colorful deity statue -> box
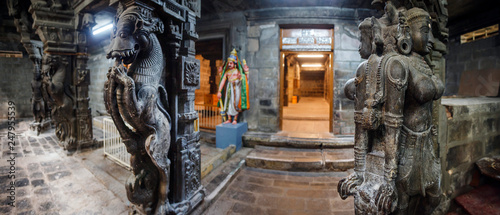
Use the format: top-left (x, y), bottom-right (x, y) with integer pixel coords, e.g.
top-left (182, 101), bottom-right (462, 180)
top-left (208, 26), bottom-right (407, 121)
top-left (338, 2), bottom-right (446, 214)
top-left (217, 49), bottom-right (250, 124)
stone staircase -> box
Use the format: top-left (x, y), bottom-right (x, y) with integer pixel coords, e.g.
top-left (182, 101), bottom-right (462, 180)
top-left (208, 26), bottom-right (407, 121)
top-left (243, 131), bottom-right (355, 172)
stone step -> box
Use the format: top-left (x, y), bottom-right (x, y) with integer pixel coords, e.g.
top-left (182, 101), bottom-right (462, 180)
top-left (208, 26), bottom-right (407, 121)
top-left (245, 145), bottom-right (354, 172)
top-left (201, 144), bottom-right (237, 179)
top-left (243, 131), bottom-right (354, 149)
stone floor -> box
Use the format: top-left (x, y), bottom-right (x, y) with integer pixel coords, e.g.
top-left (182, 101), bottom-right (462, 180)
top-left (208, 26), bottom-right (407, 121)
top-left (204, 167), bottom-right (354, 215)
top-left (282, 97), bottom-right (331, 137)
top-left (0, 121), bottom-right (130, 214)
top-left (0, 119), bottom-right (356, 214)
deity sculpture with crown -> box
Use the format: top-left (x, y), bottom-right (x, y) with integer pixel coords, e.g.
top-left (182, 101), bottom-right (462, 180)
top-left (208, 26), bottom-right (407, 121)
top-left (217, 49), bottom-right (250, 124)
top-left (337, 1), bottom-right (447, 214)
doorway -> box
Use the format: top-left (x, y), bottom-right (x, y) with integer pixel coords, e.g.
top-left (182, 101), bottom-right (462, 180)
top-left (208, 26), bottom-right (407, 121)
top-left (280, 52), bottom-right (333, 138)
top-left (279, 28), bottom-right (334, 138)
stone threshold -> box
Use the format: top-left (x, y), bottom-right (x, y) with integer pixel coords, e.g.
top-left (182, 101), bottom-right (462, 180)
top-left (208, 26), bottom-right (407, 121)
top-left (245, 145), bottom-right (354, 172)
top-left (201, 145), bottom-right (237, 179)
top-left (243, 131), bottom-right (354, 149)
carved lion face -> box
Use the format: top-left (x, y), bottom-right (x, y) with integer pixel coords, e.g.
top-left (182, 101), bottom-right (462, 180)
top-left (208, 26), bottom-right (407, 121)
top-left (107, 15), bottom-right (147, 65)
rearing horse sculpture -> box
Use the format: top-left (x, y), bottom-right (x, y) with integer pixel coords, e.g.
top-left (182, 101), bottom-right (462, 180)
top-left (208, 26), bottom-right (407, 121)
top-left (104, 5), bottom-right (172, 214)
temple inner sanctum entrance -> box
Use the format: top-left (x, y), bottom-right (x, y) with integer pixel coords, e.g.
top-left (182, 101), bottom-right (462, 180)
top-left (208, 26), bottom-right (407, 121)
top-left (279, 28), bottom-right (334, 138)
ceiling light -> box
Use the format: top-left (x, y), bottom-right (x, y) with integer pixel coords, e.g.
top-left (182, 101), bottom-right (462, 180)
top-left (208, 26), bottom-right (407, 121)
top-left (297, 54), bottom-right (324, 58)
top-left (93, 23), bottom-right (113, 35)
top-left (301, 64), bottom-right (323, 67)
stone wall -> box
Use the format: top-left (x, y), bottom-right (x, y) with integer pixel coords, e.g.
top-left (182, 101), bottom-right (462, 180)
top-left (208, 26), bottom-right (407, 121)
top-left (197, 7), bottom-right (375, 133)
top-left (87, 37), bottom-right (114, 116)
top-left (439, 97), bottom-right (500, 198)
top-left (0, 56), bottom-right (34, 119)
top-left (445, 34), bottom-right (500, 96)
top-left (300, 71), bottom-right (325, 97)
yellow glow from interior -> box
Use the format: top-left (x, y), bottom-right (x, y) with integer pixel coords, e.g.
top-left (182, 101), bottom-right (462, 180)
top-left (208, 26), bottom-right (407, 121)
top-left (297, 54), bottom-right (324, 58)
top-left (301, 64), bottom-right (323, 68)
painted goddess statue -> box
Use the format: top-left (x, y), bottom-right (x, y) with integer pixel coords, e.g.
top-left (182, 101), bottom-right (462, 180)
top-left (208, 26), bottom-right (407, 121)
top-left (217, 49), bottom-right (250, 124)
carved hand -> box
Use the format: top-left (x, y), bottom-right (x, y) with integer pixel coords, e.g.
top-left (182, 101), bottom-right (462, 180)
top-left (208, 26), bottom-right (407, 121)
top-left (337, 173), bottom-right (362, 199)
top-left (217, 92), bottom-right (222, 99)
top-left (375, 182), bottom-right (397, 214)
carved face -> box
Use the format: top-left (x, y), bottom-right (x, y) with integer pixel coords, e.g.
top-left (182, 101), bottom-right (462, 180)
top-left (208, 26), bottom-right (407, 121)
top-left (359, 28), bottom-right (372, 59)
top-left (227, 61), bottom-right (235, 69)
top-left (107, 15), bottom-right (147, 65)
top-left (409, 16), bottom-right (434, 55)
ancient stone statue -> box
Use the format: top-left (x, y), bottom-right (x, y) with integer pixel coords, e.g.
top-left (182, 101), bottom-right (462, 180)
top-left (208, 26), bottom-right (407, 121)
top-left (7, 0), bottom-right (52, 135)
top-left (104, 4), bottom-right (174, 214)
top-left (217, 49), bottom-right (250, 124)
top-left (42, 54), bottom-right (77, 150)
top-left (338, 2), bottom-right (445, 214)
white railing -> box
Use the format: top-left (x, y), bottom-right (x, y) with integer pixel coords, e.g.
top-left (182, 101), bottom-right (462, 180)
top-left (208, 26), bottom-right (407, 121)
top-left (195, 104), bottom-right (221, 130)
top-left (103, 117), bottom-right (131, 170)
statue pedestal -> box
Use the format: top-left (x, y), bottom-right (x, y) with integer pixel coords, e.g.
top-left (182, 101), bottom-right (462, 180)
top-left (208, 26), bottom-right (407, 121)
top-left (216, 122), bottom-right (247, 151)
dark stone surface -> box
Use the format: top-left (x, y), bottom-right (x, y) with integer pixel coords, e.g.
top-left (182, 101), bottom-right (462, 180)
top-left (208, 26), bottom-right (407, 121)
top-left (259, 99), bottom-right (272, 106)
top-left (31, 179), bottom-right (45, 187)
top-left (16, 178), bottom-right (29, 187)
top-left (47, 171), bottom-right (71, 181)
top-left (34, 187), bottom-right (51, 195)
top-left (16, 199), bottom-right (32, 210)
top-left (38, 202), bottom-right (55, 212)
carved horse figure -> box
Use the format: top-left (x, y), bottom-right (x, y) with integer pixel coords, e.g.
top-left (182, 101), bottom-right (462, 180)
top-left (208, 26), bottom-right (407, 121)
top-left (104, 5), bottom-right (172, 214)
top-left (42, 54), bottom-right (76, 150)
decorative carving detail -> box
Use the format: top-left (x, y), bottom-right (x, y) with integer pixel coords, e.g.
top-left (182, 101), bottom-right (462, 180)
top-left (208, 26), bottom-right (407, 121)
top-left (178, 112), bottom-right (198, 121)
top-left (184, 147), bottom-right (201, 198)
top-left (338, 2), bottom-right (447, 215)
top-left (105, 3), bottom-right (175, 214)
top-left (27, 0), bottom-right (94, 151)
top-left (7, 0), bottom-right (52, 135)
top-left (42, 54), bottom-right (77, 150)
top-left (184, 61), bottom-right (200, 86)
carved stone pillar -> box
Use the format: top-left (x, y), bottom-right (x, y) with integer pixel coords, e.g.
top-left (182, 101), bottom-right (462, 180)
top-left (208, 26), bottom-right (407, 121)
top-left (104, 1), bottom-right (203, 214)
top-left (29, 1), bottom-right (94, 152)
top-left (7, 0), bottom-right (52, 135)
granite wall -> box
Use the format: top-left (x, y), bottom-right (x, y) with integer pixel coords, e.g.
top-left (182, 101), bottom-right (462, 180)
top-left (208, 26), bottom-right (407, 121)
top-left (439, 97), bottom-right (500, 198)
top-left (0, 56), bottom-right (34, 119)
top-left (198, 7), bottom-right (376, 134)
top-left (87, 37), bottom-right (114, 116)
top-left (445, 34), bottom-right (500, 96)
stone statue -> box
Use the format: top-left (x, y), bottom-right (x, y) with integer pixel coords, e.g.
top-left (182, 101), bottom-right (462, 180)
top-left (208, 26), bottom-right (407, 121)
top-left (42, 54), bottom-right (77, 150)
top-left (217, 49), bottom-right (250, 124)
top-left (338, 3), bottom-right (445, 214)
top-left (104, 5), bottom-right (173, 214)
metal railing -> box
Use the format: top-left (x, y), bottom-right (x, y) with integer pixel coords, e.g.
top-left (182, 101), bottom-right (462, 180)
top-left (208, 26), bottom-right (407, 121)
top-left (195, 104), bottom-right (221, 130)
top-left (103, 117), bottom-right (131, 170)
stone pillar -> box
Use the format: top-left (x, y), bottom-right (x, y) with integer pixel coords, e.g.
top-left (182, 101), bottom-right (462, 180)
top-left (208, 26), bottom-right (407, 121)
top-left (171, 9), bottom-right (205, 213)
top-left (104, 0), bottom-right (204, 214)
top-left (7, 0), bottom-right (52, 135)
top-left (29, 1), bottom-right (94, 152)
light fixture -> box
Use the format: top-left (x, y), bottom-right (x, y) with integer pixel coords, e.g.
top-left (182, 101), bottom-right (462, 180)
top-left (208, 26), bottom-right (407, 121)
top-left (301, 64), bottom-right (323, 68)
top-left (297, 54), bottom-right (324, 58)
top-left (92, 23), bottom-right (113, 35)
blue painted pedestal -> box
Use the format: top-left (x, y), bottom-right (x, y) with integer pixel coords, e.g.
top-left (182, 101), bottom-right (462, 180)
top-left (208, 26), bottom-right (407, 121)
top-left (216, 122), bottom-right (248, 151)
